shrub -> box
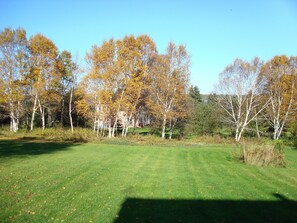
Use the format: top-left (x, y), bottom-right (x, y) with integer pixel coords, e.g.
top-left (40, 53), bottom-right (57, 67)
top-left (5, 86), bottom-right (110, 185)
top-left (102, 134), bottom-right (175, 146)
top-left (43, 128), bottom-right (96, 142)
top-left (237, 143), bottom-right (286, 167)
top-left (187, 135), bottom-right (234, 144)
top-left (19, 127), bottom-right (97, 143)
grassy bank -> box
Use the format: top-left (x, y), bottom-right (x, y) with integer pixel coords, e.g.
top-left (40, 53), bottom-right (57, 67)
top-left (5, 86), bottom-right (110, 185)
top-left (0, 140), bottom-right (297, 222)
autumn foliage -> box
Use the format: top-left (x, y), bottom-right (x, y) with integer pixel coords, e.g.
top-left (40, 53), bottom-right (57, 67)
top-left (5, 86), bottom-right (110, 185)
top-left (0, 27), bottom-right (296, 141)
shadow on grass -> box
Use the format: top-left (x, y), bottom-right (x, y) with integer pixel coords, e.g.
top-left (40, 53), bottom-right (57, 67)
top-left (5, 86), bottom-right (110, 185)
top-left (114, 194), bottom-right (297, 223)
top-left (0, 140), bottom-right (76, 158)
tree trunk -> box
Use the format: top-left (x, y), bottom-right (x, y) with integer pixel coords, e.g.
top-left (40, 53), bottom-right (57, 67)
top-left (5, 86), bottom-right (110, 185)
top-left (237, 127), bottom-right (244, 142)
top-left (30, 94), bottom-right (38, 131)
top-left (38, 99), bottom-right (45, 130)
top-left (169, 119), bottom-right (173, 140)
top-left (124, 114), bottom-right (132, 137)
top-left (161, 115), bottom-right (167, 139)
top-left (9, 96), bottom-right (18, 132)
top-left (96, 119), bottom-right (100, 137)
top-left (273, 121), bottom-right (279, 140)
top-left (69, 87), bottom-right (74, 133)
top-left (112, 117), bottom-right (118, 137)
top-left (13, 118), bottom-right (18, 132)
top-left (41, 108), bottom-right (45, 130)
top-left (61, 99), bottom-right (65, 127)
top-left (121, 118), bottom-right (126, 137)
top-left (235, 126), bottom-right (240, 142)
top-left (274, 126), bottom-right (281, 140)
top-left (132, 117), bottom-right (137, 134)
top-left (124, 127), bottom-right (129, 137)
top-left (122, 113), bottom-right (132, 137)
top-left (255, 118), bottom-right (260, 138)
top-left (16, 98), bottom-right (21, 131)
top-left (10, 112), bottom-right (18, 133)
top-left (100, 120), bottom-right (105, 137)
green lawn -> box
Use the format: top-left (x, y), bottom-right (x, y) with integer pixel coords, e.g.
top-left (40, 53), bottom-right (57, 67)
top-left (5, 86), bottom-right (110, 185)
top-left (0, 140), bottom-right (297, 223)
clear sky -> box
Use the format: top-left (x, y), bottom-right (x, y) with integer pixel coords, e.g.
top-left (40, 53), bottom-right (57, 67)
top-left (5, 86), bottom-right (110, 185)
top-left (1, 0), bottom-right (297, 93)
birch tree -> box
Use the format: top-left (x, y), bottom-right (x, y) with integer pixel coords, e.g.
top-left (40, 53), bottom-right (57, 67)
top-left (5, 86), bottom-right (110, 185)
top-left (28, 34), bottom-right (59, 130)
top-left (0, 28), bottom-right (28, 132)
top-left (216, 58), bottom-right (269, 142)
top-left (83, 36), bottom-right (157, 137)
top-left (116, 35), bottom-right (156, 136)
top-left (76, 75), bottom-right (105, 136)
top-left (57, 50), bottom-right (79, 132)
top-left (81, 39), bottom-right (117, 137)
top-left (147, 43), bottom-right (190, 139)
top-left (260, 55), bottom-right (297, 140)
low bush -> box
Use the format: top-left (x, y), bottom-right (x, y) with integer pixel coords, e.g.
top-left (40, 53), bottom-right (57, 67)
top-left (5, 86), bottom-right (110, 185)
top-left (187, 135), bottom-right (234, 144)
top-left (33, 128), bottom-right (97, 142)
top-left (102, 134), bottom-right (178, 146)
top-left (237, 143), bottom-right (286, 167)
top-left (0, 127), bottom-right (97, 143)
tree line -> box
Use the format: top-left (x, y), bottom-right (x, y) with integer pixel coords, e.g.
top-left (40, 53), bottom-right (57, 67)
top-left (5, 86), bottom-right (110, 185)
top-left (0, 27), bottom-right (296, 141)
top-left (216, 56), bottom-right (297, 141)
top-left (0, 28), bottom-right (79, 133)
top-left (0, 27), bottom-right (189, 138)
top-left (187, 56), bottom-right (297, 142)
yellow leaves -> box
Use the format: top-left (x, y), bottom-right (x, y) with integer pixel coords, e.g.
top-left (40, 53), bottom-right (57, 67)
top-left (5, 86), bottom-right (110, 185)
top-left (82, 35), bottom-right (157, 125)
top-left (29, 34), bottom-right (58, 59)
top-left (76, 98), bottom-right (90, 118)
top-left (147, 43), bottom-right (190, 122)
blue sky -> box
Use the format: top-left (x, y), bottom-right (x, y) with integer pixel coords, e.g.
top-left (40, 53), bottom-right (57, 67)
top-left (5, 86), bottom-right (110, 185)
top-left (1, 0), bottom-right (297, 93)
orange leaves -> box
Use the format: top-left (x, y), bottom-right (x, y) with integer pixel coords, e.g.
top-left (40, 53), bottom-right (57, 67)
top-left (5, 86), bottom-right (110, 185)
top-left (77, 35), bottom-right (189, 137)
top-left (29, 34), bottom-right (58, 60)
top-left (29, 34), bottom-right (61, 105)
top-left (257, 55), bottom-right (297, 139)
top-left (83, 35), bottom-right (156, 116)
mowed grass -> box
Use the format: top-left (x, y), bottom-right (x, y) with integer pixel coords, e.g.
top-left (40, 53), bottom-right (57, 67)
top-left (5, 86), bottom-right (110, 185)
top-left (0, 140), bottom-right (297, 223)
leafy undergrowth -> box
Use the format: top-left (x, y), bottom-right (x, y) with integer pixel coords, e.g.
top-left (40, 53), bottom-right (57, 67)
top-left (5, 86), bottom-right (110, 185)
top-left (0, 127), bottom-right (233, 146)
top-left (0, 128), bottom-right (98, 143)
top-left (0, 141), bottom-right (297, 222)
top-left (2, 126), bottom-right (290, 147)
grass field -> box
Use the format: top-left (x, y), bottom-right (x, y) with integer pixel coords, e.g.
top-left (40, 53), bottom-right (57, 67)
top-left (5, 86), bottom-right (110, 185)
top-left (0, 140), bottom-right (297, 222)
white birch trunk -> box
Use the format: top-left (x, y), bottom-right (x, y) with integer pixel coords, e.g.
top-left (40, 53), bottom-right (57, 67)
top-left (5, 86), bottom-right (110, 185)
top-left (30, 94), bottom-right (38, 131)
top-left (124, 114), bottom-right (133, 137)
top-left (10, 111), bottom-right (18, 133)
top-left (61, 99), bottom-right (65, 127)
top-left (38, 99), bottom-right (45, 130)
top-left (161, 115), bottom-right (167, 139)
top-left (96, 119), bottom-right (100, 137)
top-left (69, 86), bottom-right (74, 133)
top-left (112, 117), bottom-right (118, 137)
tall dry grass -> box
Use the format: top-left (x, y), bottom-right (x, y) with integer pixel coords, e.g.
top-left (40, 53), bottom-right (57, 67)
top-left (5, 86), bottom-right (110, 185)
top-left (237, 143), bottom-right (286, 167)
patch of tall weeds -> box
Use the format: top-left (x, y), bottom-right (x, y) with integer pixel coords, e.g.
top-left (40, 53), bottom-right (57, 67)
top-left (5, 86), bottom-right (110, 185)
top-left (236, 142), bottom-right (286, 167)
